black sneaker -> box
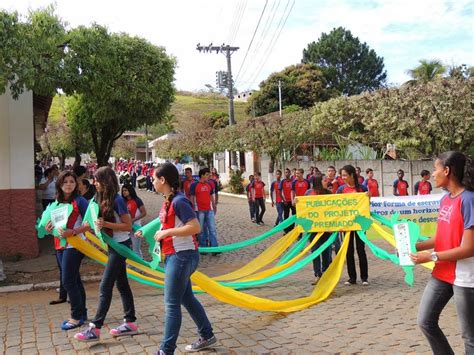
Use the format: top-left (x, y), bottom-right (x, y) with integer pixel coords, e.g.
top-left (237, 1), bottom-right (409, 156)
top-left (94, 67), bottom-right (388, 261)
top-left (184, 335), bottom-right (217, 352)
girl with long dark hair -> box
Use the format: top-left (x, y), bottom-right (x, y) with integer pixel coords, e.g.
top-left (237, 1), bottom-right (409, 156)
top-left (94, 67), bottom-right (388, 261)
top-left (74, 167), bottom-right (138, 342)
top-left (336, 165), bottom-right (369, 285)
top-left (45, 171), bottom-right (89, 330)
top-left (410, 152), bottom-right (473, 354)
top-left (138, 162), bottom-right (216, 354)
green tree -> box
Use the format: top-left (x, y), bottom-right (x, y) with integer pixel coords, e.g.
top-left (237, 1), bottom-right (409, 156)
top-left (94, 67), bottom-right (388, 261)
top-left (302, 27), bottom-right (387, 95)
top-left (406, 59), bottom-right (446, 84)
top-left (63, 25), bottom-right (176, 166)
top-left (310, 77), bottom-right (474, 158)
top-left (0, 7), bottom-right (67, 98)
top-left (246, 63), bottom-right (331, 116)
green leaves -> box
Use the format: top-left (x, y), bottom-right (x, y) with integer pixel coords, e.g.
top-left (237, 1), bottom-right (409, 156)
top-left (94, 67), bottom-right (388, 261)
top-left (302, 27), bottom-right (387, 96)
top-left (246, 63), bottom-right (330, 117)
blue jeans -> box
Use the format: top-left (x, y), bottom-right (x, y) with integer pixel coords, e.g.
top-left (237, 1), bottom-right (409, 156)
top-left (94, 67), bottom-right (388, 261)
top-left (197, 211), bottom-right (218, 247)
top-left (248, 200), bottom-right (255, 221)
top-left (161, 250), bottom-right (214, 354)
top-left (275, 202), bottom-right (284, 225)
top-left (310, 233), bottom-right (332, 277)
top-left (92, 239), bottom-right (136, 328)
top-left (61, 248), bottom-right (87, 320)
top-left (55, 250), bottom-right (67, 301)
top-left (418, 276), bottom-right (474, 354)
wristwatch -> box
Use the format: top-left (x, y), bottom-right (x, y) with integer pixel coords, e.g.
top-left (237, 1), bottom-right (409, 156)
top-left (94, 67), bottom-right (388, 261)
top-left (431, 252), bottom-right (439, 262)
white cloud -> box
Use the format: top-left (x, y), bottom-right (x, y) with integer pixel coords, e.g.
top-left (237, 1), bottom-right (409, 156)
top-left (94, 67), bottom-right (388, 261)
top-left (2, 0), bottom-right (472, 90)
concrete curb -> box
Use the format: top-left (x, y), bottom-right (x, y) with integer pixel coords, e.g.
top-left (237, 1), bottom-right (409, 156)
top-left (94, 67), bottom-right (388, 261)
top-left (0, 275), bottom-right (102, 294)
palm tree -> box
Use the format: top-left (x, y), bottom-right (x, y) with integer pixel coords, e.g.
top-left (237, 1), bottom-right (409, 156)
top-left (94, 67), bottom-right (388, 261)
top-left (405, 59), bottom-right (446, 84)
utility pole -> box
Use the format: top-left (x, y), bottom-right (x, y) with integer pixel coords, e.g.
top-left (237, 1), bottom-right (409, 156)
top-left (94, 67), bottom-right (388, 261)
top-left (278, 80), bottom-right (282, 117)
top-left (197, 43), bottom-right (239, 169)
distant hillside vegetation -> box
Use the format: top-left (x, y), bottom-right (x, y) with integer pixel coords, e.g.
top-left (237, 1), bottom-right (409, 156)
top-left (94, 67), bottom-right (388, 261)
top-left (171, 91), bottom-right (251, 124)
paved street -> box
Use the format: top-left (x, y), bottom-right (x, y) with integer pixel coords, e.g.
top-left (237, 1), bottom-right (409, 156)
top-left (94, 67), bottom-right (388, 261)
top-left (0, 193), bottom-right (464, 354)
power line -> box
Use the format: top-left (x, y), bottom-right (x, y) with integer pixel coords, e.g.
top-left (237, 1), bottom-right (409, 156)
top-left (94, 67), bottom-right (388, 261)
top-left (229, 0), bottom-right (248, 45)
top-left (239, 0), bottom-right (291, 86)
top-left (235, 0), bottom-right (281, 85)
top-left (245, 0), bottom-right (295, 89)
top-left (226, 0), bottom-right (244, 45)
top-left (234, 0), bottom-right (269, 83)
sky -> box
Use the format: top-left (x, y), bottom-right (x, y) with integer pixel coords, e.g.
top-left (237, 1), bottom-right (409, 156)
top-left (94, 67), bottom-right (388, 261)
top-left (2, 0), bottom-right (473, 92)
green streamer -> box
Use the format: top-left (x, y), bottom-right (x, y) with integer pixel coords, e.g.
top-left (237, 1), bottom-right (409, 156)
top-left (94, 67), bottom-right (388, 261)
top-left (220, 232), bottom-right (338, 288)
top-left (199, 215), bottom-right (298, 253)
top-left (276, 232), bottom-right (311, 265)
top-left (355, 215), bottom-right (420, 286)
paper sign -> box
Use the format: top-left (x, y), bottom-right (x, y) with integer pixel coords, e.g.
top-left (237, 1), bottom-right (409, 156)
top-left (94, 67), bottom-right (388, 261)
top-left (50, 205), bottom-right (69, 229)
top-left (394, 223), bottom-right (414, 266)
top-left (153, 241), bottom-right (162, 263)
top-left (296, 193), bottom-right (370, 232)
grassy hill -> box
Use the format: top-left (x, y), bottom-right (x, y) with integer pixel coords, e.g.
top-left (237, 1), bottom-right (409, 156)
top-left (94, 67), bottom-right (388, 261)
top-left (170, 91), bottom-right (251, 124)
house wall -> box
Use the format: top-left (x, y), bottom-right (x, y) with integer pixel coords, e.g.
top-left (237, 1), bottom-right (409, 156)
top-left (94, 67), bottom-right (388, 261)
top-left (0, 88), bottom-right (39, 259)
top-left (213, 150), bottom-right (437, 196)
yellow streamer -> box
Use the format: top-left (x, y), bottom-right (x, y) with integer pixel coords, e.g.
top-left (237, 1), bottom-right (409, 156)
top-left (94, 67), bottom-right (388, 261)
top-left (190, 232), bottom-right (350, 312)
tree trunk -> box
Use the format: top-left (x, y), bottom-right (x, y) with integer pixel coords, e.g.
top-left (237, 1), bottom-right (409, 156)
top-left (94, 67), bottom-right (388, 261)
top-left (73, 149), bottom-right (82, 168)
top-left (60, 151), bottom-right (66, 170)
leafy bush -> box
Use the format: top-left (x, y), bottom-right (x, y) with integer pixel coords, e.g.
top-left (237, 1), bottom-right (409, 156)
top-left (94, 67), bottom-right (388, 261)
top-left (228, 169), bottom-right (244, 194)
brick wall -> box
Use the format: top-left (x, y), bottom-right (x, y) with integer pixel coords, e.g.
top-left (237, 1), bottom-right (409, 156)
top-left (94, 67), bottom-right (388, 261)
top-left (0, 189), bottom-right (39, 259)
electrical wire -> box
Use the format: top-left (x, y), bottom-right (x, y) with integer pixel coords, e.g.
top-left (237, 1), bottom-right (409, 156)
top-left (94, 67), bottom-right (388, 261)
top-left (245, 0), bottom-right (295, 89)
top-left (234, 0), bottom-right (269, 82)
top-left (235, 0), bottom-right (281, 85)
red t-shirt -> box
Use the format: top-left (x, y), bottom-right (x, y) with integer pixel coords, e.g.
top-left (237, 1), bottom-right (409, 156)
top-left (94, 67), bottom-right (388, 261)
top-left (189, 181), bottom-right (214, 211)
top-left (279, 179), bottom-right (293, 202)
top-left (182, 178), bottom-right (195, 199)
top-left (292, 179), bottom-right (311, 197)
top-left (415, 180), bottom-right (432, 195)
top-left (336, 184), bottom-right (367, 194)
top-left (159, 193), bottom-right (198, 255)
top-left (271, 181), bottom-right (282, 203)
top-left (252, 181), bottom-right (265, 199)
top-left (364, 178), bottom-right (380, 197)
top-left (394, 179), bottom-right (409, 196)
top-left (432, 191), bottom-right (474, 287)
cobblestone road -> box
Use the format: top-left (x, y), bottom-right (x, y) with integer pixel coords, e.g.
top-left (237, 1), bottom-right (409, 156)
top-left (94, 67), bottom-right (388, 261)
top-left (0, 192), bottom-right (464, 354)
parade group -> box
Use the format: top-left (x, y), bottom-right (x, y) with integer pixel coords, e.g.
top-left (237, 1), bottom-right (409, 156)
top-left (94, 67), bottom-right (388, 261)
top-left (33, 151), bottom-right (473, 355)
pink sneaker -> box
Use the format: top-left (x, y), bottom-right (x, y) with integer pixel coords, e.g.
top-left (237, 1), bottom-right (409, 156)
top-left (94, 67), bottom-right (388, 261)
top-left (74, 323), bottom-right (101, 342)
top-left (109, 320), bottom-right (138, 337)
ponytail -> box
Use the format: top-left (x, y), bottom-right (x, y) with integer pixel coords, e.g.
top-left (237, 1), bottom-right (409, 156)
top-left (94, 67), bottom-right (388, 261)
top-left (437, 151), bottom-right (474, 191)
top-left (155, 163), bottom-right (181, 221)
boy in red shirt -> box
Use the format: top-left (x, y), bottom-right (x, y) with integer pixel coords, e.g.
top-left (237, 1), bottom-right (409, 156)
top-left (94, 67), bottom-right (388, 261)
top-left (190, 168), bottom-right (218, 247)
top-left (270, 169), bottom-right (283, 226)
top-left (291, 168), bottom-right (311, 205)
top-left (414, 170), bottom-right (432, 195)
top-left (279, 168), bottom-right (295, 233)
top-left (393, 169), bottom-right (409, 196)
top-left (323, 166), bottom-right (339, 193)
top-left (181, 167), bottom-right (196, 201)
top-left (250, 172), bottom-right (266, 225)
top-left (246, 175), bottom-right (256, 222)
top-left (363, 168), bottom-right (380, 197)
